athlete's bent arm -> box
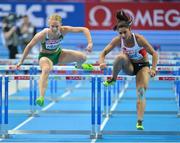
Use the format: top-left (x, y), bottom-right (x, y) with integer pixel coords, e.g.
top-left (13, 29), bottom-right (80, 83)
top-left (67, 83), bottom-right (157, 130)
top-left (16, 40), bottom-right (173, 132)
top-left (18, 32), bottom-right (44, 66)
top-left (99, 36), bottom-right (120, 69)
top-left (62, 26), bottom-right (93, 52)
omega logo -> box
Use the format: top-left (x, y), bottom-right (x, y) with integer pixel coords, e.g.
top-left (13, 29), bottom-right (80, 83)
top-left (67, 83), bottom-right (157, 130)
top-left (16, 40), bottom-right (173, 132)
top-left (89, 5), bottom-right (111, 26)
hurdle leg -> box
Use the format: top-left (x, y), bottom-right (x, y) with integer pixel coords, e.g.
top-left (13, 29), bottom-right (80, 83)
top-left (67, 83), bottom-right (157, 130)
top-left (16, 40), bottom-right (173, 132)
top-left (97, 77), bottom-right (102, 139)
top-left (90, 77), bottom-right (96, 139)
top-left (102, 86), bottom-right (107, 117)
top-left (50, 78), bottom-right (54, 101)
top-left (112, 83), bottom-right (116, 103)
top-left (0, 76), bottom-right (3, 138)
top-left (29, 75), bottom-right (35, 116)
top-left (116, 81), bottom-right (120, 100)
top-left (29, 74), bottom-right (38, 117)
top-left (32, 78), bottom-right (39, 117)
top-left (177, 81), bottom-right (180, 117)
top-left (107, 86), bottom-right (112, 117)
top-left (16, 80), bottom-right (19, 93)
top-left (2, 76), bottom-right (10, 138)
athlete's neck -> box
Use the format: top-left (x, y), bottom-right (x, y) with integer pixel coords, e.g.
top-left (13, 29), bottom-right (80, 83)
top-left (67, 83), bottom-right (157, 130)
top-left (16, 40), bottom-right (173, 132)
top-left (123, 33), bottom-right (134, 47)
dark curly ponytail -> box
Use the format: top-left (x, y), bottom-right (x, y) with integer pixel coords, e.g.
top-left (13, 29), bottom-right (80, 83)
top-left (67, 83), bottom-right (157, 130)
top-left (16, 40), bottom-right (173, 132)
top-left (113, 9), bottom-right (133, 31)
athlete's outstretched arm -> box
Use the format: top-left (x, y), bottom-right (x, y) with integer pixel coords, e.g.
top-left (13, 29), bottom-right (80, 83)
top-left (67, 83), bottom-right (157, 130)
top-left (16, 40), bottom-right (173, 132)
top-left (62, 26), bottom-right (93, 52)
top-left (18, 31), bottom-right (44, 66)
top-left (99, 36), bottom-right (120, 69)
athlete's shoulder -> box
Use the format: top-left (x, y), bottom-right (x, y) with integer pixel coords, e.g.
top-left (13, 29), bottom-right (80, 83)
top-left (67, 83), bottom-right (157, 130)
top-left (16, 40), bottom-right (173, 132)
top-left (112, 35), bottom-right (121, 44)
top-left (109, 36), bottom-right (121, 47)
top-left (59, 26), bottom-right (70, 35)
top-left (134, 33), bottom-right (148, 46)
top-left (33, 28), bottom-right (47, 41)
top-left (134, 33), bottom-right (145, 42)
top-left (134, 33), bottom-right (145, 40)
top-left (41, 28), bottom-right (49, 33)
top-left (134, 33), bottom-right (142, 38)
top-left (112, 35), bottom-right (121, 42)
top-left (60, 26), bottom-right (71, 31)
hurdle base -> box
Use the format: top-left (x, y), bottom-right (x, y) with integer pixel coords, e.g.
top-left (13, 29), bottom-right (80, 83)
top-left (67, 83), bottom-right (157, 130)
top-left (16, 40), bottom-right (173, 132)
top-left (96, 133), bottom-right (103, 139)
top-left (90, 134), bottom-right (96, 139)
top-left (50, 98), bottom-right (60, 103)
top-left (28, 111), bottom-right (40, 117)
top-left (177, 112), bottom-right (180, 117)
top-left (102, 111), bottom-right (112, 118)
top-left (102, 112), bottom-right (107, 117)
top-left (106, 112), bottom-right (112, 118)
top-left (0, 133), bottom-right (11, 139)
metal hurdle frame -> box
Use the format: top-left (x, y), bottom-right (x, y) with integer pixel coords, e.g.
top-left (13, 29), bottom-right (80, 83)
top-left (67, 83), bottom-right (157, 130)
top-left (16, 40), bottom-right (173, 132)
top-left (0, 74), bottom-right (98, 139)
top-left (95, 75), bottom-right (180, 139)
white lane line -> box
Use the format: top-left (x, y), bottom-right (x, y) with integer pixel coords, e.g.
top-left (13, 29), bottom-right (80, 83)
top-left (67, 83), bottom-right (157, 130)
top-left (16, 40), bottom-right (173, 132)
top-left (0, 82), bottom-right (82, 141)
top-left (11, 117), bottom-right (34, 131)
top-left (13, 91), bottom-right (72, 131)
top-left (101, 82), bottom-right (129, 130)
top-left (91, 82), bottom-right (129, 143)
top-left (41, 91), bottom-right (71, 112)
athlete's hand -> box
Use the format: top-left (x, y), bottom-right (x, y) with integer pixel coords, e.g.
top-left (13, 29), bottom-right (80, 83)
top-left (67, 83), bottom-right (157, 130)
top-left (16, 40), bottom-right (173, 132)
top-left (149, 68), bottom-right (156, 77)
top-left (99, 63), bottom-right (107, 69)
top-left (16, 61), bottom-right (23, 69)
top-left (85, 43), bottom-right (93, 53)
top-left (11, 26), bottom-right (17, 33)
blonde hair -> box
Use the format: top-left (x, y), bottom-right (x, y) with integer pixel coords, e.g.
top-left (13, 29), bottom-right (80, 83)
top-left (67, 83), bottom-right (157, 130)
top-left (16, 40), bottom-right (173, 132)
top-left (49, 13), bottom-right (62, 23)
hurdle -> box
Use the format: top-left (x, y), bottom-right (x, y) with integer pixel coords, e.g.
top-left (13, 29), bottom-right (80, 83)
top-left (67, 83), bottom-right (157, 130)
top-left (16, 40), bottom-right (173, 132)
top-left (0, 74), bottom-right (98, 139)
top-left (95, 75), bottom-right (180, 139)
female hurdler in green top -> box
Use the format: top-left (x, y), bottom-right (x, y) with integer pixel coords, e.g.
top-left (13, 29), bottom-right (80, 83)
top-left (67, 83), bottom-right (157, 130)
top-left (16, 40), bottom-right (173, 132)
top-left (17, 13), bottom-right (94, 107)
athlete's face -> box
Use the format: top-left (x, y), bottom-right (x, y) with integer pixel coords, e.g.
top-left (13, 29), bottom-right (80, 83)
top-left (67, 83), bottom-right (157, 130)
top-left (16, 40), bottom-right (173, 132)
top-left (118, 27), bottom-right (131, 40)
top-left (49, 20), bottom-right (61, 34)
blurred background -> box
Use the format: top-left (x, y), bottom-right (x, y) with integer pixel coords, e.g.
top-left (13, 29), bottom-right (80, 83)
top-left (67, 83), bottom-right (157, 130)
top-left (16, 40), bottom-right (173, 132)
top-left (0, 0), bottom-right (179, 59)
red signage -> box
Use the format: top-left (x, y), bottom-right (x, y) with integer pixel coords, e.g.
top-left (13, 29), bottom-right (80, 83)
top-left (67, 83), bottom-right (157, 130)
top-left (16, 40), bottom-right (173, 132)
top-left (158, 77), bottom-right (175, 80)
top-left (14, 76), bottom-right (30, 80)
top-left (85, 2), bottom-right (180, 30)
top-left (66, 76), bottom-right (84, 80)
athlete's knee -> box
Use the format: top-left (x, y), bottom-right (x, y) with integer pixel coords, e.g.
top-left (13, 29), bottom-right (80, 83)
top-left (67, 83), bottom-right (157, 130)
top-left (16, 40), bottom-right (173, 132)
top-left (40, 57), bottom-right (49, 63)
top-left (41, 66), bottom-right (51, 75)
top-left (115, 54), bottom-right (127, 62)
top-left (80, 53), bottom-right (87, 62)
top-left (40, 57), bottom-right (53, 66)
top-left (77, 53), bottom-right (86, 63)
top-left (137, 87), bottom-right (146, 101)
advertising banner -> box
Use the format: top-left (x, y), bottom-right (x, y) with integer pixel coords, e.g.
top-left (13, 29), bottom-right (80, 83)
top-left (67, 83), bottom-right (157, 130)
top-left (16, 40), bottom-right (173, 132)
top-left (0, 2), bottom-right (84, 29)
top-left (85, 2), bottom-right (180, 30)
top-left (0, 1), bottom-right (179, 30)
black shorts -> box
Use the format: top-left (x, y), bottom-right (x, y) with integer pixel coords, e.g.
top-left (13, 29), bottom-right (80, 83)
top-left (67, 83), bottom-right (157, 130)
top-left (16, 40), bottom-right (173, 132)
top-left (132, 62), bottom-right (150, 75)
